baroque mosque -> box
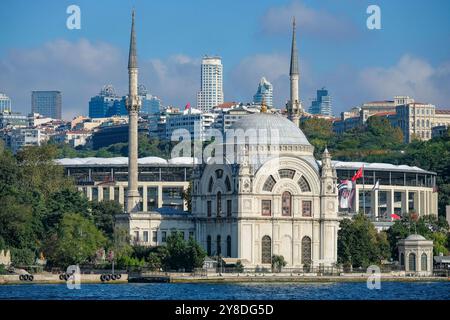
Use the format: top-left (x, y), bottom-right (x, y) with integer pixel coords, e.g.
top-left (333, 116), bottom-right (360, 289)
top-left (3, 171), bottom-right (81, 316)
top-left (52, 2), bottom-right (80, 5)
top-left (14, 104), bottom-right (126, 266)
top-left (116, 13), bottom-right (339, 268)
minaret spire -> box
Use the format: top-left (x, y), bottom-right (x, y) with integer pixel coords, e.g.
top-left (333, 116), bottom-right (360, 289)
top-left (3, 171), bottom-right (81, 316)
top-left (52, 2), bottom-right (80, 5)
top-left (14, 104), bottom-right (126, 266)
top-left (287, 16), bottom-right (302, 126)
top-left (126, 9), bottom-right (141, 213)
top-left (128, 9), bottom-right (137, 69)
top-left (290, 17), bottom-right (299, 76)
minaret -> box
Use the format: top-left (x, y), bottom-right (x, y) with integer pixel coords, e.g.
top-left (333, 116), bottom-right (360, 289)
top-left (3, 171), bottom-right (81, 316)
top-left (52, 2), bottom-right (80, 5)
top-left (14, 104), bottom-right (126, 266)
top-left (125, 9), bottom-right (141, 213)
top-left (287, 17), bottom-right (302, 126)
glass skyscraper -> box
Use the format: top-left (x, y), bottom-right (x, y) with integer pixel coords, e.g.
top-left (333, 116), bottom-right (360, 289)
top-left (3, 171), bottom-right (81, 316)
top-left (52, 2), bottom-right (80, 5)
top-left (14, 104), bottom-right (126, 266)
top-left (253, 77), bottom-right (273, 108)
top-left (31, 91), bottom-right (62, 119)
top-left (309, 87), bottom-right (332, 116)
top-left (89, 85), bottom-right (120, 118)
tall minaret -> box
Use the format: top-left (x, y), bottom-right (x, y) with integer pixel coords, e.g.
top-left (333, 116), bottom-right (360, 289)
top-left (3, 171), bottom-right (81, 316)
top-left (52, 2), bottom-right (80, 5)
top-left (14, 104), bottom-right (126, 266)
top-left (287, 17), bottom-right (302, 126)
top-left (126, 9), bottom-right (141, 213)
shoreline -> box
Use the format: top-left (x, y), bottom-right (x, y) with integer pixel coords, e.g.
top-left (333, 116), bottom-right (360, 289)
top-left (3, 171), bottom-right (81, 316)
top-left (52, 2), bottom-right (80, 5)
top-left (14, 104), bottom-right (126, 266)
top-left (1, 273), bottom-right (449, 285)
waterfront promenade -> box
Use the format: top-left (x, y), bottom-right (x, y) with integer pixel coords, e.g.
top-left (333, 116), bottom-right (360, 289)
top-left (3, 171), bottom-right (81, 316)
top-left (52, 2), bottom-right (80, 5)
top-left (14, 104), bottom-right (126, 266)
top-left (1, 272), bottom-right (448, 285)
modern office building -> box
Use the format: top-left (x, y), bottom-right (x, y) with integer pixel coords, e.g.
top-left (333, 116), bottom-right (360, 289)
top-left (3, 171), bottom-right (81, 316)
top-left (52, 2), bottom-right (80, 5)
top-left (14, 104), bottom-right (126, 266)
top-left (0, 93), bottom-right (12, 113)
top-left (164, 107), bottom-right (216, 141)
top-left (0, 111), bottom-right (28, 129)
top-left (197, 56), bottom-right (224, 112)
top-left (89, 85), bottom-right (121, 118)
top-left (138, 84), bottom-right (162, 115)
top-left (56, 157), bottom-right (192, 214)
top-left (253, 77), bottom-right (273, 108)
top-left (10, 128), bottom-right (45, 153)
top-left (31, 91), bottom-right (62, 119)
top-left (91, 121), bottom-right (148, 150)
top-left (309, 88), bottom-right (332, 116)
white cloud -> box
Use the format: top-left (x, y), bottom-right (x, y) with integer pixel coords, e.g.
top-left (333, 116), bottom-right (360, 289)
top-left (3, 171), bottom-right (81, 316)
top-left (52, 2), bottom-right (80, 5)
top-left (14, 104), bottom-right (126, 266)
top-left (227, 53), bottom-right (316, 108)
top-left (261, 1), bottom-right (358, 40)
top-left (357, 55), bottom-right (450, 108)
top-left (0, 39), bottom-right (124, 120)
top-left (0, 39), bottom-right (202, 119)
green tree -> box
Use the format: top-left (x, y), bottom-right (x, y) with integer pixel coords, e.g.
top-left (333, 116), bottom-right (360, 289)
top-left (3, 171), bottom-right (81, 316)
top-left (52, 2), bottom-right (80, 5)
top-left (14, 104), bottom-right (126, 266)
top-left (90, 200), bottom-right (123, 239)
top-left (338, 213), bottom-right (390, 268)
top-left (45, 213), bottom-right (107, 267)
top-left (271, 255), bottom-right (287, 272)
top-left (44, 188), bottom-right (90, 230)
top-left (162, 232), bottom-right (205, 271)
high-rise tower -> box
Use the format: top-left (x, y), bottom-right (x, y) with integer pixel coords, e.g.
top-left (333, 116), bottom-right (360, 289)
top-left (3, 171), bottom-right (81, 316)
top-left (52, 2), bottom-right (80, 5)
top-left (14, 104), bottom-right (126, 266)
top-left (125, 10), bottom-right (141, 213)
top-left (286, 17), bottom-right (302, 126)
top-left (197, 56), bottom-right (224, 112)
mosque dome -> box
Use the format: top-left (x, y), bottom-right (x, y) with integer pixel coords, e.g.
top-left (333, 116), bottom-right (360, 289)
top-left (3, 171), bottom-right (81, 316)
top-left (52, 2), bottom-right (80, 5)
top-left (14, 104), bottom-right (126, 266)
top-left (405, 234), bottom-right (427, 241)
top-left (230, 113), bottom-right (311, 146)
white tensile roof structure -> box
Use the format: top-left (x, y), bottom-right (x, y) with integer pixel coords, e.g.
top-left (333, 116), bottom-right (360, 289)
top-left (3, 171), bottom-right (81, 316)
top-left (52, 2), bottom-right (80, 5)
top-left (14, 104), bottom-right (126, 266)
top-left (56, 157), bottom-right (434, 174)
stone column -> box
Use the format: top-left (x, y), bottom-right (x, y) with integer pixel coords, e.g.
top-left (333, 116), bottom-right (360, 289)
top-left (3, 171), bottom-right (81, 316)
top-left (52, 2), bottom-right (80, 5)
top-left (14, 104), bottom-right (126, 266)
top-left (386, 189), bottom-right (394, 219)
top-left (371, 190), bottom-right (379, 219)
top-left (142, 185), bottom-right (147, 212)
top-left (401, 190), bottom-right (409, 214)
top-left (158, 185), bottom-right (163, 208)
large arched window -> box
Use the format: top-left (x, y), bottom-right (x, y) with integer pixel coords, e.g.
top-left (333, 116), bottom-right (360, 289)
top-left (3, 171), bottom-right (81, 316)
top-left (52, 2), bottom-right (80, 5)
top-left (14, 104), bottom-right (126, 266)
top-left (263, 175), bottom-right (276, 192)
top-left (261, 235), bottom-right (272, 264)
top-left (301, 236), bottom-right (312, 265)
top-left (226, 236), bottom-right (232, 257)
top-left (225, 176), bottom-right (231, 192)
top-left (400, 253), bottom-right (404, 267)
top-left (421, 253), bottom-right (427, 271)
top-left (216, 235), bottom-right (222, 256)
top-left (207, 235), bottom-right (211, 256)
top-left (409, 253), bottom-right (416, 271)
top-left (282, 191), bottom-right (292, 216)
top-left (216, 191), bottom-right (222, 217)
top-left (208, 177), bottom-right (214, 193)
top-left (298, 176), bottom-right (311, 192)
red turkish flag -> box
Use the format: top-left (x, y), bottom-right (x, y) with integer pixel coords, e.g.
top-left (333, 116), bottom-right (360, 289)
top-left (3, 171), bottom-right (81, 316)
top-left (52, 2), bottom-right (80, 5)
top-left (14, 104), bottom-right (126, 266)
top-left (351, 167), bottom-right (363, 181)
top-left (391, 213), bottom-right (401, 220)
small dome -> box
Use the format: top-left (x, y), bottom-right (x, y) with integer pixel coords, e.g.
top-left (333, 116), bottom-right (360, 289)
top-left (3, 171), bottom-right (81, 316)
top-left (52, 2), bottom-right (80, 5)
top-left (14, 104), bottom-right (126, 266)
top-left (405, 234), bottom-right (426, 241)
top-left (230, 113), bottom-right (311, 146)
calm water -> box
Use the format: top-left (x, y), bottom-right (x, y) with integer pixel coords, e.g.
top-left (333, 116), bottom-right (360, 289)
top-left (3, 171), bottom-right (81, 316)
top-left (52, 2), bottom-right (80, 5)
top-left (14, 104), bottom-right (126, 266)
top-left (0, 282), bottom-right (449, 300)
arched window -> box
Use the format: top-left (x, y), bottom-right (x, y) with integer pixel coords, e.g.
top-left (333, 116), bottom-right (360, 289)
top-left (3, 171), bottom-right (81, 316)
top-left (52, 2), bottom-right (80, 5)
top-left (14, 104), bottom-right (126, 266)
top-left (422, 119), bottom-right (425, 127)
top-left (261, 235), bottom-right (271, 264)
top-left (207, 235), bottom-right (211, 256)
top-left (421, 253), bottom-right (427, 271)
top-left (226, 236), bottom-right (231, 257)
top-left (216, 235), bottom-right (222, 256)
top-left (298, 176), bottom-right (311, 192)
top-left (263, 175), bottom-right (276, 192)
top-left (400, 253), bottom-right (404, 266)
top-left (279, 169), bottom-right (295, 179)
top-left (426, 120), bottom-right (429, 127)
top-left (208, 177), bottom-right (213, 193)
top-left (409, 253), bottom-right (416, 271)
top-left (216, 191), bottom-right (222, 217)
top-left (225, 176), bottom-right (231, 192)
top-left (302, 236), bottom-right (312, 265)
top-left (282, 191), bottom-right (292, 216)
top-left (417, 119), bottom-right (420, 127)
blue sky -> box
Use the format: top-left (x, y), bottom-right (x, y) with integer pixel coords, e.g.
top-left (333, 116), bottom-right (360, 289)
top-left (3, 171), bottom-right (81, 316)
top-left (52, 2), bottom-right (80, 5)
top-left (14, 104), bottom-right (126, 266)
top-left (1, 0), bottom-right (450, 119)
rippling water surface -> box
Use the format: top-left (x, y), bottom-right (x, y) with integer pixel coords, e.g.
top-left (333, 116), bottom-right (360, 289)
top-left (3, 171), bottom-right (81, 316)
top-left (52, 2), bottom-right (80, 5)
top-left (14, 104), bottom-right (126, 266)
top-left (0, 282), bottom-right (449, 300)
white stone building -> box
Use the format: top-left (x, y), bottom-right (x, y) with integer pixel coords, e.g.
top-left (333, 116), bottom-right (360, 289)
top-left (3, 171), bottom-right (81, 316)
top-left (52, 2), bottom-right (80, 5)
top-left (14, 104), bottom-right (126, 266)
top-left (191, 113), bottom-right (339, 268)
